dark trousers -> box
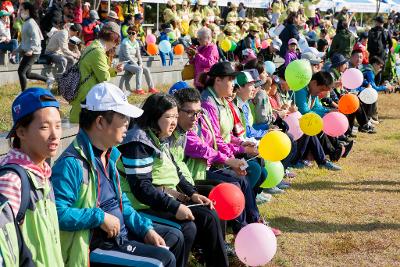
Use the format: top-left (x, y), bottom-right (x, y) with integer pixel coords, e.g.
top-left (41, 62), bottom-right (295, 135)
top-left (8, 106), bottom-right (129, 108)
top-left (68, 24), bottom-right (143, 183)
top-left (294, 134), bottom-right (327, 165)
top-left (347, 104), bottom-right (369, 130)
top-left (281, 133), bottom-right (298, 168)
top-left (207, 169), bottom-right (260, 233)
top-left (142, 206), bottom-right (228, 267)
top-left (90, 223), bottom-right (180, 267)
top-left (363, 102), bottom-right (378, 120)
top-left (18, 54), bottom-right (48, 91)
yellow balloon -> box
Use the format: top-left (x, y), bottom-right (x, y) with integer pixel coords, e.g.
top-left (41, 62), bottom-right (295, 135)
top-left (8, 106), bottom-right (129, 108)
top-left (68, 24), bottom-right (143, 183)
top-left (258, 131), bottom-right (292, 162)
top-left (299, 112), bottom-right (323, 136)
top-left (220, 38), bottom-right (232, 52)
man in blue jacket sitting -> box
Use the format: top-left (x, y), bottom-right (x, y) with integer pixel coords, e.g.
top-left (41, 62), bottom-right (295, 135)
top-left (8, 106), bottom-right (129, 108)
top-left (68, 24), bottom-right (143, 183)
top-left (52, 82), bottom-right (183, 267)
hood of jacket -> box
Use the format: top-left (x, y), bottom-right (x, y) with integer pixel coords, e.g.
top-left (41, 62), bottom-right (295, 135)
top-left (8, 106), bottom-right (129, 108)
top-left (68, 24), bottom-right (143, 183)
top-left (122, 124), bottom-right (162, 155)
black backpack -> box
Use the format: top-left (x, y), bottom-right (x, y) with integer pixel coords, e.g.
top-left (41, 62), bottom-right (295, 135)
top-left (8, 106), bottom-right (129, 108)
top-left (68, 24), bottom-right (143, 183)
top-left (368, 28), bottom-right (387, 54)
top-left (57, 48), bottom-right (96, 103)
top-left (0, 164), bottom-right (31, 224)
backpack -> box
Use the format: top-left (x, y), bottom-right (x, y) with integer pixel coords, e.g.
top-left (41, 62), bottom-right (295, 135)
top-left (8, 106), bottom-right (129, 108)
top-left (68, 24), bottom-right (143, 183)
top-left (0, 164), bottom-right (31, 224)
top-left (57, 48), bottom-right (96, 103)
top-left (368, 28), bottom-right (387, 55)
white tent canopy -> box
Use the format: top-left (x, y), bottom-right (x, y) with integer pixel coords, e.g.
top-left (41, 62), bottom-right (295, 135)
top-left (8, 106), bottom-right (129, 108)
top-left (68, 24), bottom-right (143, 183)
top-left (318, 0), bottom-right (396, 13)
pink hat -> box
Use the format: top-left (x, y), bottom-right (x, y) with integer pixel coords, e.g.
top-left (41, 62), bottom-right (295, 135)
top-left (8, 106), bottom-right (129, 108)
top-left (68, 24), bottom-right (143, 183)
top-left (288, 38), bottom-right (298, 45)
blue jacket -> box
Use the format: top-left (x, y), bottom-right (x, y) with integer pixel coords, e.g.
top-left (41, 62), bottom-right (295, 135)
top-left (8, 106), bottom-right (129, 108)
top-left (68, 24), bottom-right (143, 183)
top-left (361, 64), bottom-right (387, 92)
top-left (52, 129), bottom-right (153, 238)
top-left (295, 87), bottom-right (330, 117)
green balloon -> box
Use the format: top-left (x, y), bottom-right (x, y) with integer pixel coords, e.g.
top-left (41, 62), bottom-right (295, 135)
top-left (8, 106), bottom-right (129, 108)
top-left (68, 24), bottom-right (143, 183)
top-left (260, 161), bottom-right (284, 189)
top-left (284, 59), bottom-right (313, 91)
top-left (395, 44), bottom-right (400, 54)
top-left (230, 40), bottom-right (237, 52)
top-left (167, 31), bottom-right (176, 41)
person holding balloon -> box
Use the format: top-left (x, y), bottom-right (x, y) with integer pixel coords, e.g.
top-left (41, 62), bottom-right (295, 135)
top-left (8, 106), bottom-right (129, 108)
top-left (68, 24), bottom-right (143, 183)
top-left (118, 93), bottom-right (229, 267)
top-left (118, 26), bottom-right (158, 96)
top-left (294, 71), bottom-right (342, 170)
top-left (188, 27), bottom-right (219, 89)
top-left (159, 23), bottom-right (174, 66)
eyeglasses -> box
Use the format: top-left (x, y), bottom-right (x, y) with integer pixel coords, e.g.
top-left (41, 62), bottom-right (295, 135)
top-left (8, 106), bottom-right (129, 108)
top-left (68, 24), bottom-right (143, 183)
top-left (180, 109), bottom-right (203, 118)
top-left (128, 31), bottom-right (136, 35)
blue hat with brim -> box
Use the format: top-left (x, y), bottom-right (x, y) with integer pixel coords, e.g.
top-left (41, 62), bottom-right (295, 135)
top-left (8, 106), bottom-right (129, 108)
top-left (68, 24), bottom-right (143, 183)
top-left (169, 81), bottom-right (191, 95)
top-left (7, 88), bottom-right (60, 139)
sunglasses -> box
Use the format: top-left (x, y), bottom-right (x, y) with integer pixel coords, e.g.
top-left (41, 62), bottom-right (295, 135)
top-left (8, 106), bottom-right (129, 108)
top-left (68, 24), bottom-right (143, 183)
top-left (128, 31), bottom-right (137, 36)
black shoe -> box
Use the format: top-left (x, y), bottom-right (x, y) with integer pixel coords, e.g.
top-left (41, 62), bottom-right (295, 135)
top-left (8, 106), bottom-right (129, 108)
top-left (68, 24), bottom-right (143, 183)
top-left (359, 125), bottom-right (377, 134)
top-left (347, 133), bottom-right (357, 138)
top-left (342, 140), bottom-right (354, 158)
top-left (329, 147), bottom-right (342, 162)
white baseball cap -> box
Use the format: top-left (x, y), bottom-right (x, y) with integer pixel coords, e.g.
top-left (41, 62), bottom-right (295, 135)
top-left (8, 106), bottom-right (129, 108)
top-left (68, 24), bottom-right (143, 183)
top-left (81, 82), bottom-right (143, 118)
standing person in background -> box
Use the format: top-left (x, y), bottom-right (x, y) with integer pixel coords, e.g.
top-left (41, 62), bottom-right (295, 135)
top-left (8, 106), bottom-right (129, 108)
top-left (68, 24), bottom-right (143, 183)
top-left (0, 10), bottom-right (18, 63)
top-left (164, 0), bottom-right (178, 23)
top-left (73, 0), bottom-right (83, 24)
top-left (189, 27), bottom-right (219, 89)
top-left (119, 26), bottom-right (158, 96)
top-left (238, 3), bottom-right (246, 18)
top-left (271, 0), bottom-right (284, 26)
top-left (121, 14), bottom-right (134, 39)
top-left (367, 16), bottom-right (392, 62)
top-left (279, 11), bottom-right (300, 58)
top-left (329, 20), bottom-right (355, 59)
top-left (221, 2), bottom-right (231, 22)
top-left (70, 22), bottom-right (124, 123)
top-left (14, 2), bottom-right (54, 91)
top-left (82, 10), bottom-right (102, 45)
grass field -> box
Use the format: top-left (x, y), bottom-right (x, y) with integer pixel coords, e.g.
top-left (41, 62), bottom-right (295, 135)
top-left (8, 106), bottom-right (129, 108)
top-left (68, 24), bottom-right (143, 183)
top-left (259, 92), bottom-right (400, 267)
top-left (1, 82), bottom-right (399, 266)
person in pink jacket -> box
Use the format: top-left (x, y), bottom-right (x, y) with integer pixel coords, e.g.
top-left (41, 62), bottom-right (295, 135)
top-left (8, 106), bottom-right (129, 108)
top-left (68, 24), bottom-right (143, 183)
top-left (189, 27), bottom-right (219, 89)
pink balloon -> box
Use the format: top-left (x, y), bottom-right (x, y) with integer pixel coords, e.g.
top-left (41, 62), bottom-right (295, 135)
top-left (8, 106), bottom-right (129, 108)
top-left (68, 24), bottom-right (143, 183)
top-left (146, 34), bottom-right (157, 44)
top-left (261, 40), bottom-right (270, 49)
top-left (284, 112), bottom-right (303, 140)
top-left (235, 223), bottom-right (277, 266)
top-left (323, 111), bottom-right (349, 137)
top-left (342, 68), bottom-right (363, 90)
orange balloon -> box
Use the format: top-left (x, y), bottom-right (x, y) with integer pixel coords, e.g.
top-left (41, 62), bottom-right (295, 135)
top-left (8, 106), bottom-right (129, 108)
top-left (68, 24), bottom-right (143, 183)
top-left (147, 43), bottom-right (158, 56)
top-left (338, 94), bottom-right (360, 114)
top-left (174, 44), bottom-right (185, 55)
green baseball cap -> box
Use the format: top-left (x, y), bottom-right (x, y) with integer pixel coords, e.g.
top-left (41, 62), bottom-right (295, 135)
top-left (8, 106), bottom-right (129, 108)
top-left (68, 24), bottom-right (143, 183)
top-left (236, 71), bottom-right (255, 87)
top-left (0, 10), bottom-right (11, 17)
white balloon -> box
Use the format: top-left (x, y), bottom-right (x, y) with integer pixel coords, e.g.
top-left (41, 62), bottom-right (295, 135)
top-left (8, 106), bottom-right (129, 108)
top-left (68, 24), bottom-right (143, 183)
top-left (358, 87), bottom-right (378, 104)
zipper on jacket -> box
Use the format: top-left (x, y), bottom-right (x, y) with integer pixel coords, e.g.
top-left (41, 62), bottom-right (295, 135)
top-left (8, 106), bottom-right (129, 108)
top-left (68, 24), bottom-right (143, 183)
top-left (3, 228), bottom-right (17, 264)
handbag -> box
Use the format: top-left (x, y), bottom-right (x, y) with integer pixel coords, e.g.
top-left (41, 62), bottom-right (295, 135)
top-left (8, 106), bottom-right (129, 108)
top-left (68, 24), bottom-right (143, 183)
top-left (181, 61), bottom-right (195, 81)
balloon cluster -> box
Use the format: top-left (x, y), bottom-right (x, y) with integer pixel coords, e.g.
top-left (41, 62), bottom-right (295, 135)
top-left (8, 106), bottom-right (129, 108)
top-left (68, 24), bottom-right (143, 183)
top-left (145, 34), bottom-right (184, 56)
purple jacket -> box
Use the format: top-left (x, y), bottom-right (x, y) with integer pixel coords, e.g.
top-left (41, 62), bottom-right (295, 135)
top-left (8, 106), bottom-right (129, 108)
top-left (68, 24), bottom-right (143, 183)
top-left (191, 44), bottom-right (219, 88)
top-left (284, 51), bottom-right (300, 66)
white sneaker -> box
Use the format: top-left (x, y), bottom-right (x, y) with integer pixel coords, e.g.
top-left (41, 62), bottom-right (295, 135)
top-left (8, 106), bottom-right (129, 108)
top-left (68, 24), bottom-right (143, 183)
top-left (352, 126), bottom-right (358, 134)
top-left (46, 77), bottom-right (55, 89)
top-left (124, 90), bottom-right (131, 97)
top-left (369, 118), bottom-right (379, 125)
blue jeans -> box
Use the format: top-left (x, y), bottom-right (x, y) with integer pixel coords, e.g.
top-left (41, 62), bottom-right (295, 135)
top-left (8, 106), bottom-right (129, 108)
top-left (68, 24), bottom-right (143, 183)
top-left (0, 39), bottom-right (19, 62)
top-left (160, 51), bottom-right (173, 66)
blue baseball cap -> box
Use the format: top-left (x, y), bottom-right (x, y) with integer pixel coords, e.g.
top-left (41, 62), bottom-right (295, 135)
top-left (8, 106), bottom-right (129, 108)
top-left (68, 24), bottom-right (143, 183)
top-left (168, 81), bottom-right (190, 95)
top-left (7, 88), bottom-right (60, 138)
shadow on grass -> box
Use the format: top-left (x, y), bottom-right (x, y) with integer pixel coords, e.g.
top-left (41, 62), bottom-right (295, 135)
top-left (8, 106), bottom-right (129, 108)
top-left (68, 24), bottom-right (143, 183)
top-left (269, 217), bottom-right (400, 233)
top-left (291, 180), bottom-right (400, 193)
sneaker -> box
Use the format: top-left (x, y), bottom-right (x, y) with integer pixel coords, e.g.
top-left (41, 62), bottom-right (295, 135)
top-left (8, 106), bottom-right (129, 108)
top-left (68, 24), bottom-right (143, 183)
top-left (342, 140), bottom-right (354, 158)
top-left (135, 89), bottom-right (146, 95)
top-left (124, 90), bottom-right (132, 97)
top-left (277, 181), bottom-right (290, 190)
top-left (285, 169), bottom-right (296, 178)
top-left (46, 77), bottom-right (55, 89)
top-left (369, 118), bottom-right (379, 125)
top-left (148, 88), bottom-right (159, 94)
top-left (224, 242), bottom-right (236, 257)
top-left (271, 227), bottom-right (282, 236)
top-left (303, 160), bottom-right (313, 167)
top-left (291, 161), bottom-right (306, 169)
top-left (256, 194), bottom-right (268, 204)
top-left (263, 186), bottom-right (285, 194)
top-left (259, 192), bottom-right (272, 202)
top-left (319, 161), bottom-right (342, 171)
top-left (359, 124), bottom-right (377, 134)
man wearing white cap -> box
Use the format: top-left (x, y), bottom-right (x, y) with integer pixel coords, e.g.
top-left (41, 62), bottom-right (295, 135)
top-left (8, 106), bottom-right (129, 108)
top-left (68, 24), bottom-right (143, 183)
top-left (52, 82), bottom-right (184, 267)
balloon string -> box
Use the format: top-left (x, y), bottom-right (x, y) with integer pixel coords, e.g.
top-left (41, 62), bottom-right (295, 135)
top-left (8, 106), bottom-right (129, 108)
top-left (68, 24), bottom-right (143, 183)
top-left (212, 156), bottom-right (259, 173)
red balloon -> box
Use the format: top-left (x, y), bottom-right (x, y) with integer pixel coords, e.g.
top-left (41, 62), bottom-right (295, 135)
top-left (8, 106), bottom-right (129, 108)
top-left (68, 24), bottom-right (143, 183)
top-left (208, 183), bottom-right (245, 220)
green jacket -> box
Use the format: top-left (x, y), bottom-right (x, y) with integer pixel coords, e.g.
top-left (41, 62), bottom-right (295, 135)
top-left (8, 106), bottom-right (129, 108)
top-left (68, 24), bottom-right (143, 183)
top-left (20, 170), bottom-right (64, 266)
top-left (329, 30), bottom-right (356, 59)
top-left (70, 40), bottom-right (117, 123)
top-left (169, 129), bottom-right (195, 185)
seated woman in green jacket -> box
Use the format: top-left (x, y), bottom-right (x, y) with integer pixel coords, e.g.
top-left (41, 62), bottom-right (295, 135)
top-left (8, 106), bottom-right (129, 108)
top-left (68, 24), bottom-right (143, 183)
top-left (70, 22), bottom-right (124, 123)
top-left (118, 94), bottom-right (228, 267)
